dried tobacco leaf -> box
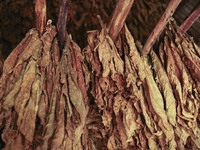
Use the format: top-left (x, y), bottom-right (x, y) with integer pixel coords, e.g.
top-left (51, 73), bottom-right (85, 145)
top-left (97, 29), bottom-right (124, 78)
top-left (124, 54), bottom-right (154, 134)
top-left (193, 42), bottom-right (200, 57)
top-left (1, 10), bottom-right (200, 149)
top-left (124, 25), bottom-right (177, 149)
top-left (143, 57), bottom-right (177, 149)
top-left (121, 101), bottom-right (139, 142)
top-left (0, 21), bottom-right (89, 149)
top-left (155, 19), bottom-right (200, 149)
top-left (0, 29), bottom-right (43, 145)
top-left (164, 21), bottom-right (199, 122)
top-left (182, 40), bottom-right (200, 82)
top-left (159, 41), bottom-right (166, 66)
top-left (170, 45), bottom-right (197, 120)
top-left (125, 25), bottom-right (171, 130)
top-left (124, 25), bottom-right (146, 81)
top-left (59, 34), bottom-right (89, 150)
top-left (150, 50), bottom-right (176, 126)
top-left (41, 37), bottom-right (61, 150)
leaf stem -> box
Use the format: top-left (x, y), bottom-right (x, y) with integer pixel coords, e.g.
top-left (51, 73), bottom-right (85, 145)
top-left (57, 0), bottom-right (69, 52)
top-left (35, 0), bottom-right (46, 37)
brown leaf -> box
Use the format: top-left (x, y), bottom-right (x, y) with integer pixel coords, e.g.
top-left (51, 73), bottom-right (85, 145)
top-left (159, 41), bottom-right (166, 66)
top-left (124, 25), bottom-right (146, 81)
top-left (193, 42), bottom-right (200, 57)
top-left (150, 50), bottom-right (176, 126)
top-left (97, 28), bottom-right (124, 78)
top-left (42, 38), bottom-right (61, 150)
top-left (121, 101), bottom-right (138, 142)
top-left (51, 91), bottom-right (65, 149)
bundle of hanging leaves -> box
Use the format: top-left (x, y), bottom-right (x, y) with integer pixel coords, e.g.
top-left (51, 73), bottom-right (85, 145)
top-left (0, 20), bottom-right (89, 149)
top-left (0, 1), bottom-right (199, 149)
top-left (82, 19), bottom-right (200, 149)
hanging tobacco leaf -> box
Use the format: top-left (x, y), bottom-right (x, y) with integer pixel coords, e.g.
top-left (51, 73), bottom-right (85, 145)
top-left (0, 0), bottom-right (200, 149)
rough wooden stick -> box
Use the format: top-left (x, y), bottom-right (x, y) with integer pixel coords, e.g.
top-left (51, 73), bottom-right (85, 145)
top-left (35, 0), bottom-right (46, 37)
top-left (180, 2), bottom-right (200, 34)
top-left (57, 0), bottom-right (69, 52)
top-left (108, 0), bottom-right (135, 41)
top-left (142, 0), bottom-right (182, 55)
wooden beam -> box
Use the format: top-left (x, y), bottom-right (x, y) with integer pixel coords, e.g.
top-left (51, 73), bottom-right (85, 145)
top-left (108, 0), bottom-right (135, 41)
top-left (35, 0), bottom-right (46, 37)
top-left (142, 0), bottom-right (182, 55)
top-left (180, 2), bottom-right (200, 33)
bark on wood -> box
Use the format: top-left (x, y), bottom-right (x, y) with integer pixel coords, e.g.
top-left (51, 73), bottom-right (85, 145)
top-left (35, 0), bottom-right (46, 36)
top-left (180, 1), bottom-right (200, 33)
top-left (57, 0), bottom-right (69, 52)
top-left (142, 0), bottom-right (182, 54)
top-left (107, 0), bottom-right (134, 41)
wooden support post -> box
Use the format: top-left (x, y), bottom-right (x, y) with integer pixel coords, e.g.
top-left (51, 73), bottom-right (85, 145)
top-left (180, 2), bottom-right (200, 34)
top-left (108, 0), bottom-right (135, 41)
top-left (35, 0), bottom-right (46, 37)
top-left (142, 0), bottom-right (182, 55)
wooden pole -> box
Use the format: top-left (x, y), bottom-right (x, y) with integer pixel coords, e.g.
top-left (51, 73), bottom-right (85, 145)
top-left (142, 0), bottom-right (182, 55)
top-left (57, 0), bottom-right (69, 52)
top-left (108, 0), bottom-right (135, 41)
top-left (180, 2), bottom-right (200, 34)
top-left (35, 0), bottom-right (46, 37)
